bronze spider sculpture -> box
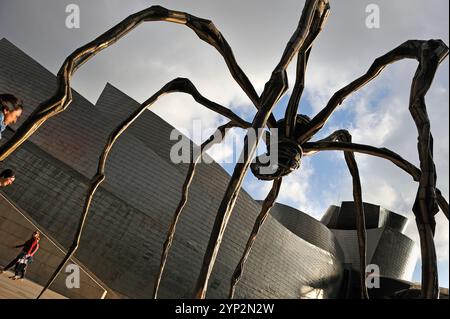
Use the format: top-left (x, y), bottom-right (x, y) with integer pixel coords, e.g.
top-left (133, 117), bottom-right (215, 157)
top-left (0, 1), bottom-right (448, 299)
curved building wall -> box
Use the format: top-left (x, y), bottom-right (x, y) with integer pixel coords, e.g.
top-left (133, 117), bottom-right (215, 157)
top-left (321, 201), bottom-right (409, 233)
top-left (0, 38), bottom-right (344, 299)
top-left (378, 208), bottom-right (408, 233)
top-left (370, 228), bottom-right (418, 280)
top-left (1, 137), bottom-right (344, 298)
top-left (331, 229), bottom-right (383, 271)
top-left (267, 202), bottom-right (344, 262)
top-left (321, 201), bottom-right (417, 281)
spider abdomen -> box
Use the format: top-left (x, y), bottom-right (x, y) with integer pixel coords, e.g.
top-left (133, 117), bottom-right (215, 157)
top-left (251, 139), bottom-right (303, 180)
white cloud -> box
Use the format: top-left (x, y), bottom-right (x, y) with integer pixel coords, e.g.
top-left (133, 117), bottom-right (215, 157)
top-left (277, 159), bottom-right (319, 216)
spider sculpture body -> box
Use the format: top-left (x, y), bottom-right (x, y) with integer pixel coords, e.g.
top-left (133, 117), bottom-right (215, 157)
top-left (250, 116), bottom-right (309, 180)
top-left (0, 1), bottom-right (448, 299)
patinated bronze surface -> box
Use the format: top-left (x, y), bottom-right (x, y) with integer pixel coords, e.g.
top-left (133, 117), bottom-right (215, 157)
top-left (0, 1), bottom-right (448, 299)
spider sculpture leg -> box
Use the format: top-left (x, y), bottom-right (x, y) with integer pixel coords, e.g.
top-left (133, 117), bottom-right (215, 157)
top-left (228, 7), bottom-right (329, 297)
top-left (228, 178), bottom-right (282, 299)
top-left (0, 5), bottom-right (275, 162)
top-left (284, 2), bottom-right (330, 137)
top-left (153, 121), bottom-right (251, 299)
top-left (36, 78), bottom-right (250, 299)
top-left (303, 140), bottom-right (449, 299)
top-left (227, 52), bottom-right (309, 299)
top-left (194, 0), bottom-right (330, 299)
top-left (284, 50), bottom-right (311, 137)
top-left (314, 130), bottom-right (368, 299)
top-left (436, 189), bottom-right (449, 220)
top-left (301, 40), bottom-right (449, 142)
top-left (300, 39), bottom-right (448, 299)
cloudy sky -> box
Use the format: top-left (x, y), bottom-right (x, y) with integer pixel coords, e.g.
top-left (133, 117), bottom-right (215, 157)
top-left (0, 0), bottom-right (448, 288)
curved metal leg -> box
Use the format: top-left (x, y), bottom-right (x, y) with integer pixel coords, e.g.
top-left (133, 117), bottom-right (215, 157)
top-left (228, 178), bottom-right (282, 299)
top-left (314, 130), bottom-right (368, 299)
top-left (36, 79), bottom-right (250, 299)
top-left (153, 121), bottom-right (249, 299)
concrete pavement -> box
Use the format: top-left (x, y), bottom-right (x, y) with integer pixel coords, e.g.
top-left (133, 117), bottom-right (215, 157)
top-left (0, 270), bottom-right (67, 299)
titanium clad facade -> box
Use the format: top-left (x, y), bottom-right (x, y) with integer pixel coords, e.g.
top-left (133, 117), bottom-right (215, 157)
top-left (0, 38), bottom-right (344, 299)
top-left (321, 202), bottom-right (418, 281)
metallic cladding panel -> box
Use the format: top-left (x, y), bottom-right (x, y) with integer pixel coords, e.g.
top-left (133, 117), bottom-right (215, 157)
top-left (322, 201), bottom-right (409, 233)
top-left (370, 228), bottom-right (418, 281)
top-left (379, 208), bottom-right (408, 233)
top-left (330, 227), bottom-right (417, 281)
top-left (0, 38), bottom-right (344, 299)
top-left (269, 202), bottom-right (344, 261)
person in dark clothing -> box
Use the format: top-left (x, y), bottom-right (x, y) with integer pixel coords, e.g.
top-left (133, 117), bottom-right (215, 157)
top-left (13, 254), bottom-right (30, 280)
top-left (0, 93), bottom-right (22, 187)
top-left (0, 93), bottom-right (23, 140)
top-left (0, 231), bottom-right (41, 280)
top-left (0, 169), bottom-right (16, 187)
